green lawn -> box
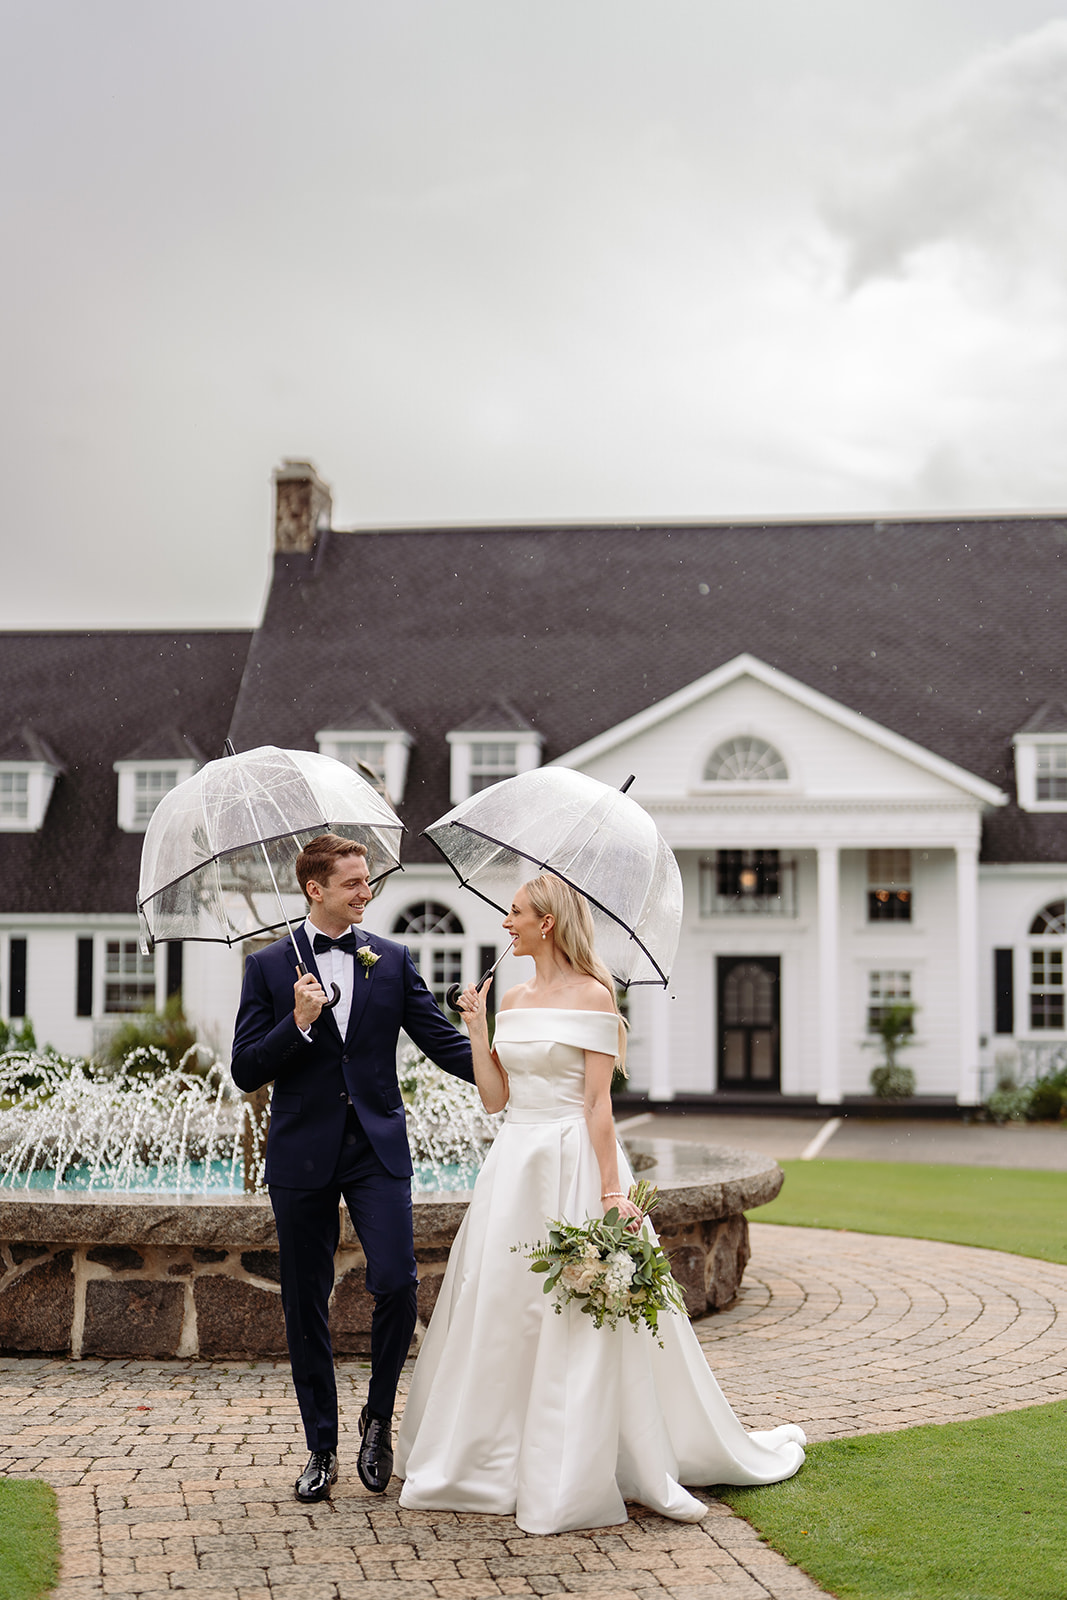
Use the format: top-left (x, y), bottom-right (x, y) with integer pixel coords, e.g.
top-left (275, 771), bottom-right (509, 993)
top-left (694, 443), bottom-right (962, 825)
top-left (721, 1402), bottom-right (1067, 1600)
top-left (0, 1480), bottom-right (59, 1600)
top-left (756, 1158), bottom-right (1067, 1265)
top-left (725, 1160), bottom-right (1067, 1599)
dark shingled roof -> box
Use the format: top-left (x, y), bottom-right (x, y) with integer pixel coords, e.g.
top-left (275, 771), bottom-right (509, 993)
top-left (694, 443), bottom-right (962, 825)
top-left (226, 514), bottom-right (1067, 864)
top-left (120, 727), bottom-right (208, 763)
top-left (1018, 701), bottom-right (1067, 735)
top-left (452, 698), bottom-right (538, 733)
top-left (327, 700), bottom-right (409, 733)
top-left (0, 631), bottom-right (251, 913)
top-left (0, 724), bottom-right (65, 768)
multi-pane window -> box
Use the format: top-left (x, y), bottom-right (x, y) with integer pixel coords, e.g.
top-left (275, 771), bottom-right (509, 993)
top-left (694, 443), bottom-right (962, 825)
top-left (704, 737), bottom-right (787, 782)
top-left (335, 740), bottom-right (387, 791)
top-left (392, 902), bottom-right (466, 1011)
top-left (868, 970), bottom-right (912, 1032)
top-left (1030, 950), bottom-right (1065, 1029)
top-left (428, 947), bottom-right (464, 1006)
top-left (469, 742), bottom-right (518, 793)
top-left (717, 849), bottom-right (780, 898)
top-left (1036, 746), bottom-right (1067, 802)
top-left (867, 849), bottom-right (912, 922)
top-left (104, 940), bottom-right (157, 1013)
top-left (0, 772), bottom-right (29, 819)
top-left (133, 769), bottom-right (179, 827)
top-left (699, 852), bottom-right (796, 916)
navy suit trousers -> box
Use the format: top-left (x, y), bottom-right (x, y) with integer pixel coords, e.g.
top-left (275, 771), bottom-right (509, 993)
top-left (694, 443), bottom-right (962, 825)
top-left (269, 1107), bottom-right (418, 1451)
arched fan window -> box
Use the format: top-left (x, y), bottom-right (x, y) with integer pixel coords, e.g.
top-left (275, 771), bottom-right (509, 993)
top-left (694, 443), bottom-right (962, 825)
top-left (704, 737), bottom-right (788, 783)
top-left (392, 902), bottom-right (465, 937)
top-left (1030, 900), bottom-right (1067, 937)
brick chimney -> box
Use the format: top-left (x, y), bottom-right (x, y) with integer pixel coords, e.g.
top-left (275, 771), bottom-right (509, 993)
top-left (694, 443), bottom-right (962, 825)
top-left (273, 460), bottom-right (333, 553)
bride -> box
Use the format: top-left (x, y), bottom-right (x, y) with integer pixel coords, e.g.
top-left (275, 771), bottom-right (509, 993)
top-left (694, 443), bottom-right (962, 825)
top-left (396, 873), bottom-right (805, 1535)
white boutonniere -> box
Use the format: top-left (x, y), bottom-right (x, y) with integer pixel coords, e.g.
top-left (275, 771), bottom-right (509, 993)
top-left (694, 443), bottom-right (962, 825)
top-left (357, 944), bottom-right (381, 980)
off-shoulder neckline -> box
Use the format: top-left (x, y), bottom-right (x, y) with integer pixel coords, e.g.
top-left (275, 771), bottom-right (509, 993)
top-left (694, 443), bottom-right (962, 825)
top-left (497, 1006), bottom-right (616, 1018)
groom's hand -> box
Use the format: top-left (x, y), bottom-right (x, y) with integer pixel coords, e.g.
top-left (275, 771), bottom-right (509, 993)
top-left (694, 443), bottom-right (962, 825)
top-left (293, 972), bottom-right (327, 1031)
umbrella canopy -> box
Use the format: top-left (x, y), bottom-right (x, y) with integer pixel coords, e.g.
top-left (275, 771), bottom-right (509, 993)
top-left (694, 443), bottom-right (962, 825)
top-left (424, 767), bottom-right (682, 987)
top-left (137, 745), bottom-right (404, 952)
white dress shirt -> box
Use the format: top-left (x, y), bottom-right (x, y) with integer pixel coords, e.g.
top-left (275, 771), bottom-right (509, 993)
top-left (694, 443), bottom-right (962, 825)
top-left (299, 916), bottom-right (365, 1042)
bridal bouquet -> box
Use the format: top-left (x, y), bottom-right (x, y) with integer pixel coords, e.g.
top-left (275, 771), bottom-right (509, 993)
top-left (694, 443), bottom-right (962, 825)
top-left (515, 1179), bottom-right (686, 1345)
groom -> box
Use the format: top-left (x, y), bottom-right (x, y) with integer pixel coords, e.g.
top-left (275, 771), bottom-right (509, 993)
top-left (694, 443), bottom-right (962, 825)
top-left (231, 832), bottom-right (474, 1502)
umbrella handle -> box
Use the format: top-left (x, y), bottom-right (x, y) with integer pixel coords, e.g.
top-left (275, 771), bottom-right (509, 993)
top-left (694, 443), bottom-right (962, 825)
top-left (295, 963), bottom-right (342, 1010)
top-left (444, 941), bottom-right (514, 1011)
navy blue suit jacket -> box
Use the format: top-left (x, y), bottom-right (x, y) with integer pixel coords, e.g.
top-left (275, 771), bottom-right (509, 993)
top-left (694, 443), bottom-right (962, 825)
top-left (231, 923), bottom-right (475, 1187)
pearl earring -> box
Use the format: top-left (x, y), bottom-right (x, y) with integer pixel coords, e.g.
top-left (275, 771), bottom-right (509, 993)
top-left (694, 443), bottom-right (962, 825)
top-left (541, 930), bottom-right (547, 940)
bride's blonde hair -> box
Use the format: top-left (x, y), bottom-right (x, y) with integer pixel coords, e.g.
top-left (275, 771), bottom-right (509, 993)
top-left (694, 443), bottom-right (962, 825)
top-left (524, 873), bottom-right (627, 1071)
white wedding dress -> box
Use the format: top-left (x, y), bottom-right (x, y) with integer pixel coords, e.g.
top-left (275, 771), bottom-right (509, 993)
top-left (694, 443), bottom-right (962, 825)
top-left (396, 1009), bottom-right (805, 1535)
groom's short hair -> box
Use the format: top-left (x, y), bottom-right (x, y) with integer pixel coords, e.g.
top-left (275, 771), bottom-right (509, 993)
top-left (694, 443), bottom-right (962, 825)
top-left (296, 833), bottom-right (368, 900)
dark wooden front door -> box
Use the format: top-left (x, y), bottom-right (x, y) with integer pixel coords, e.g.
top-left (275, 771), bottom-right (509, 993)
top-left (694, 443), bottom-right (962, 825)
top-left (717, 956), bottom-right (781, 1091)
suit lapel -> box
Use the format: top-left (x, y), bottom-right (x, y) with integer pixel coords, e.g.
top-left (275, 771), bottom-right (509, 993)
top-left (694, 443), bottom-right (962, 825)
top-left (344, 934), bottom-right (377, 1045)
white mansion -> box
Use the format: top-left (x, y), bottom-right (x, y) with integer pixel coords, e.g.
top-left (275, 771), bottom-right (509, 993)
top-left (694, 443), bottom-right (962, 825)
top-left (2, 461), bottom-right (1066, 1108)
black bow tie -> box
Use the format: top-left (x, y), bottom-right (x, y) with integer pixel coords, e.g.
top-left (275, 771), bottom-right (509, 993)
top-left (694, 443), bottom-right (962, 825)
top-left (312, 931), bottom-right (359, 956)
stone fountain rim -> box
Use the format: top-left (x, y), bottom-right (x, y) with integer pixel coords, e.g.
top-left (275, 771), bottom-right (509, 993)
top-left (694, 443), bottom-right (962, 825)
top-left (0, 1136), bottom-right (782, 1249)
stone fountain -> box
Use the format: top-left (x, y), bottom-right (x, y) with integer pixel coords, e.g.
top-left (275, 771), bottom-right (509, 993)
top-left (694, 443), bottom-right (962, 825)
top-left (0, 1048), bottom-right (783, 1359)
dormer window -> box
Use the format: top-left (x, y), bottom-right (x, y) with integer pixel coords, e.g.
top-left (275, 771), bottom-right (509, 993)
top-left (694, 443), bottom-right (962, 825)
top-left (702, 737), bottom-right (788, 784)
top-left (317, 706), bottom-right (413, 804)
top-left (114, 730), bottom-right (203, 832)
top-left (1036, 746), bottom-right (1067, 802)
top-left (447, 701), bottom-right (543, 803)
top-left (0, 771), bottom-right (28, 821)
top-left (470, 742), bottom-right (520, 792)
top-left (135, 768), bottom-right (180, 825)
top-left (335, 740), bottom-right (387, 789)
top-left (0, 726), bottom-right (63, 833)
top-left (1013, 705), bottom-right (1067, 813)
top-left (115, 760), bottom-right (197, 831)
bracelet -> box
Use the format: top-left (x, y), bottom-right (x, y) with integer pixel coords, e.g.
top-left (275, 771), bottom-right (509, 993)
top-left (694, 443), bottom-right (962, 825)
top-left (601, 1190), bottom-right (625, 1199)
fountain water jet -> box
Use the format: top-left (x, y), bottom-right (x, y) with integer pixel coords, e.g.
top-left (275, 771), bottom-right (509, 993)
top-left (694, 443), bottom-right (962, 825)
top-left (0, 1046), bottom-right (498, 1195)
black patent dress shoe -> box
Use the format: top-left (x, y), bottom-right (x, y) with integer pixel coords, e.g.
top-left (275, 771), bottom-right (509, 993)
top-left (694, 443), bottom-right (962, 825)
top-left (294, 1449), bottom-right (338, 1503)
top-left (357, 1404), bottom-right (393, 1494)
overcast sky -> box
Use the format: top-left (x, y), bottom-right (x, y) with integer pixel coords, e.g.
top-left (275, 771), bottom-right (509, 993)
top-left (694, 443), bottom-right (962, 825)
top-left (3, 0), bottom-right (1066, 629)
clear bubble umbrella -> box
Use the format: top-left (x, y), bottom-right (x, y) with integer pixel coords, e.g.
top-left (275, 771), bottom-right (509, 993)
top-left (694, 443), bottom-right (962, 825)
top-left (424, 766), bottom-right (682, 991)
top-left (137, 744), bottom-right (405, 997)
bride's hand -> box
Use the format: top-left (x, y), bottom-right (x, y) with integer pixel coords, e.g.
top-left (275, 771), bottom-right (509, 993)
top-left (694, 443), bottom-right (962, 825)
top-left (457, 982), bottom-right (487, 1026)
top-left (604, 1194), bottom-right (643, 1233)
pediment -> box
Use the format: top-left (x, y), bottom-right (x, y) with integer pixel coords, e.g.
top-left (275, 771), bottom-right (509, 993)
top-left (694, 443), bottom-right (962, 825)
top-left (555, 655), bottom-right (1006, 807)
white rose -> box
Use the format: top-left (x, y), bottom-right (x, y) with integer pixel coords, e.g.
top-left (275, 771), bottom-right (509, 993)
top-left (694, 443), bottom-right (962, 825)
top-left (561, 1260), bottom-right (602, 1294)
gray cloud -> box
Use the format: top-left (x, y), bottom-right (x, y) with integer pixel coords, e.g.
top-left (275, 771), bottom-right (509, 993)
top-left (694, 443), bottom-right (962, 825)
top-left (825, 20), bottom-right (1067, 291)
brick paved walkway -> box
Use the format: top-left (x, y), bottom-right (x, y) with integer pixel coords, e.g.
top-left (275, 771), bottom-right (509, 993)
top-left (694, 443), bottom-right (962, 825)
top-left (5, 1223), bottom-right (1067, 1600)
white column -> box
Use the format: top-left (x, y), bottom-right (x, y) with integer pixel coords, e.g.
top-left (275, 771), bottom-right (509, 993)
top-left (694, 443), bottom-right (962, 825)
top-left (817, 845), bottom-right (841, 1104)
top-left (647, 986), bottom-right (674, 1102)
top-left (956, 842), bottom-right (980, 1104)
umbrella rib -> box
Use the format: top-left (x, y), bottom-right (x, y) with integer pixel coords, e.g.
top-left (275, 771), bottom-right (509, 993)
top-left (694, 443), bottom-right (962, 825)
top-left (424, 822), bottom-right (668, 988)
